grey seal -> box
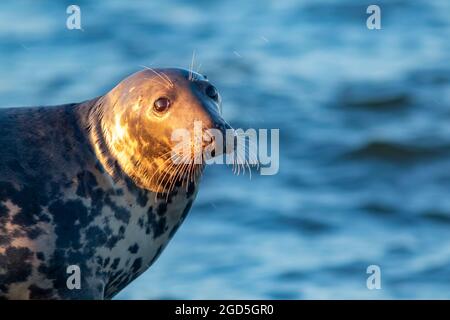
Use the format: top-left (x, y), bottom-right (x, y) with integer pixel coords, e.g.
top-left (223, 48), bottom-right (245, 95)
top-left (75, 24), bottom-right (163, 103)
top-left (0, 68), bottom-right (230, 299)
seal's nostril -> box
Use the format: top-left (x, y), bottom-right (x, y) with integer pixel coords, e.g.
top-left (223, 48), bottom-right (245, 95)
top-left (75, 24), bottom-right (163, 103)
top-left (205, 85), bottom-right (218, 101)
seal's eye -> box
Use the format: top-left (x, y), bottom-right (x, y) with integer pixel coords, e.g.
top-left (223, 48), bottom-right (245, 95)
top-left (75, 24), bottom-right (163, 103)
top-left (153, 97), bottom-right (171, 113)
top-left (205, 85), bottom-right (219, 101)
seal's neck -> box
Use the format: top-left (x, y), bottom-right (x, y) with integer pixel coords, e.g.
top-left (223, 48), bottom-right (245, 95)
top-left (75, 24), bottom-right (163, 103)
top-left (82, 97), bottom-right (124, 180)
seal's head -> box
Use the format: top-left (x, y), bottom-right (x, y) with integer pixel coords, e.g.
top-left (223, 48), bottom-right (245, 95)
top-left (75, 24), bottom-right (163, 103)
top-left (89, 67), bottom-right (231, 193)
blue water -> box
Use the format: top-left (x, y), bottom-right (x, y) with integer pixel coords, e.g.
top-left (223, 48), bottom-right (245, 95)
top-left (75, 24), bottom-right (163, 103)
top-left (1, 0), bottom-right (450, 299)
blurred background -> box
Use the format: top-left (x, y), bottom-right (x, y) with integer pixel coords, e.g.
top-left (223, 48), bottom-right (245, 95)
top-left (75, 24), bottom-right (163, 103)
top-left (1, 0), bottom-right (450, 299)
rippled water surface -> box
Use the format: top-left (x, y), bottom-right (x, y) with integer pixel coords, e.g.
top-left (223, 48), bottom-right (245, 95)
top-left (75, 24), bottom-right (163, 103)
top-left (1, 0), bottom-right (450, 299)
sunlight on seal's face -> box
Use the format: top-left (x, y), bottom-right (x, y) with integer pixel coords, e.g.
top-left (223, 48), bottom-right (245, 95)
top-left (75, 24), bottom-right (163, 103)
top-left (93, 67), bottom-right (230, 193)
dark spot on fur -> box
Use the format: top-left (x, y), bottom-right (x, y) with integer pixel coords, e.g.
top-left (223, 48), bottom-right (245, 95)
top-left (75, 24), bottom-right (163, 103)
top-left (103, 257), bottom-right (110, 268)
top-left (0, 247), bottom-right (33, 291)
top-left (28, 285), bottom-right (54, 299)
top-left (145, 207), bottom-right (167, 238)
top-left (156, 202), bottom-right (167, 216)
top-left (106, 236), bottom-right (121, 249)
top-left (131, 258), bottom-right (142, 274)
top-left (181, 199), bottom-right (193, 221)
top-left (105, 196), bottom-right (130, 224)
top-left (48, 199), bottom-right (89, 250)
top-left (0, 235), bottom-right (10, 246)
top-left (187, 181), bottom-right (196, 198)
top-left (85, 226), bottom-right (108, 248)
top-left (95, 161), bottom-right (105, 174)
top-left (128, 243), bottom-right (139, 254)
top-left (137, 216), bottom-right (144, 228)
top-left (0, 202), bottom-right (8, 219)
top-left (0, 181), bottom-right (51, 228)
top-left (96, 256), bottom-right (103, 266)
top-left (136, 191), bottom-right (148, 207)
top-left (110, 258), bottom-right (120, 270)
top-left (27, 227), bottom-right (44, 240)
top-left (76, 171), bottom-right (98, 198)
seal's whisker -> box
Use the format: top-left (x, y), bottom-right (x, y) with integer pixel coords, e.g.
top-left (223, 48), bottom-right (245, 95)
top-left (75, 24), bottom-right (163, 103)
top-left (141, 77), bottom-right (171, 90)
top-left (235, 152), bottom-right (242, 176)
top-left (221, 118), bottom-right (235, 131)
top-left (154, 161), bottom-right (176, 195)
top-left (163, 163), bottom-right (181, 196)
top-left (166, 153), bottom-right (191, 191)
top-left (167, 162), bottom-right (186, 196)
top-left (245, 158), bottom-right (252, 179)
top-left (189, 50), bottom-right (196, 81)
top-left (190, 160), bottom-right (197, 183)
top-left (193, 164), bottom-right (203, 187)
top-left (171, 161), bottom-right (187, 190)
top-left (158, 71), bottom-right (174, 87)
top-left (185, 162), bottom-right (200, 192)
top-left (233, 153), bottom-right (239, 175)
top-left (148, 78), bottom-right (172, 89)
top-left (186, 160), bottom-right (194, 187)
top-left (219, 120), bottom-right (256, 176)
top-left (148, 152), bottom-right (184, 197)
top-left (240, 153), bottom-right (246, 176)
top-left (157, 154), bottom-right (184, 189)
top-left (174, 161), bottom-right (192, 192)
top-left (237, 151), bottom-right (248, 177)
top-left (243, 141), bottom-right (260, 169)
top-left (233, 152), bottom-right (240, 174)
top-left (163, 159), bottom-right (189, 202)
top-left (196, 63), bottom-right (202, 76)
top-left (148, 152), bottom-right (177, 186)
top-left (141, 65), bottom-right (173, 88)
top-left (159, 148), bottom-right (181, 159)
top-left (181, 162), bottom-right (193, 183)
top-left (234, 133), bottom-right (260, 169)
top-left (236, 147), bottom-right (251, 178)
top-left (155, 163), bottom-right (177, 201)
top-left (231, 154), bottom-right (236, 174)
top-left (141, 65), bottom-right (172, 87)
top-left (183, 163), bottom-right (192, 192)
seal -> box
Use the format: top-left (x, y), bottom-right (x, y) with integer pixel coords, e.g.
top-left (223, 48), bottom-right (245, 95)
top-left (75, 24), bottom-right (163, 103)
top-left (0, 68), bottom-right (231, 299)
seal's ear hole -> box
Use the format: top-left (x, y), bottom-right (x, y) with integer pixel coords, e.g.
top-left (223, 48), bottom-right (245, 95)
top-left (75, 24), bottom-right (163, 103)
top-left (205, 85), bottom-right (219, 102)
top-left (153, 97), bottom-right (171, 113)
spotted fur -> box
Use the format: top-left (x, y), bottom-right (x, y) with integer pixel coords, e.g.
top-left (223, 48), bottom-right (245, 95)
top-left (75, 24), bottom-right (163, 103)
top-left (0, 68), bottom-right (226, 299)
